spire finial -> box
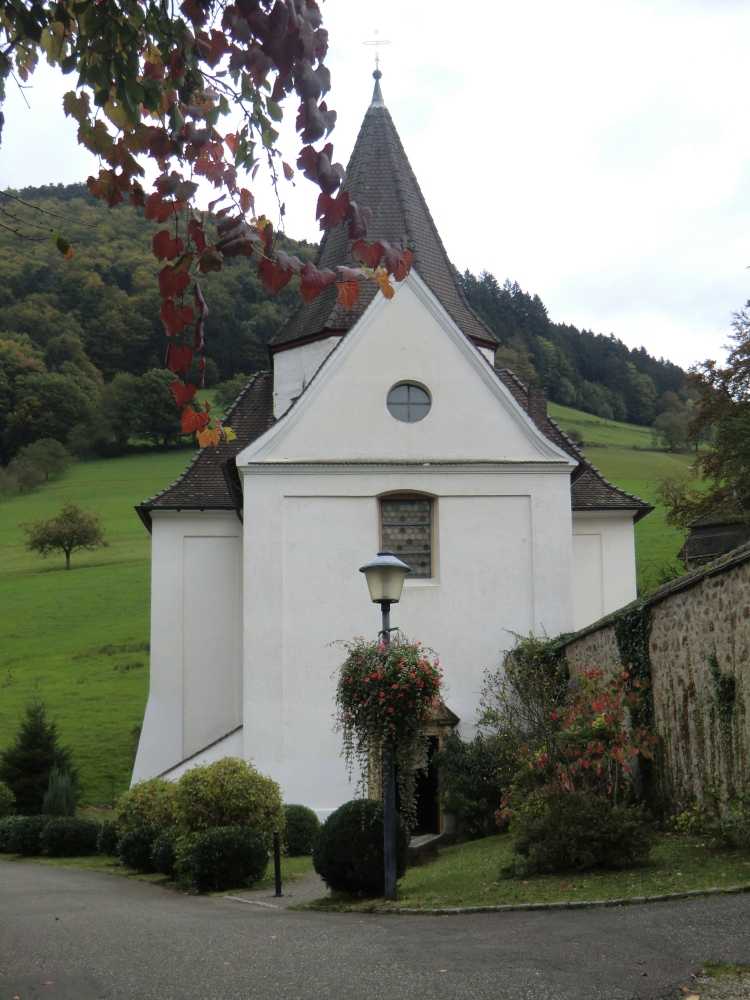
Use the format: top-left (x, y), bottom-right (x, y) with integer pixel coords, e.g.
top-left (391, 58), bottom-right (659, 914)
top-left (363, 31), bottom-right (389, 107)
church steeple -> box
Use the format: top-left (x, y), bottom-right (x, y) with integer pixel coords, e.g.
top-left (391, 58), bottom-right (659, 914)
top-left (268, 72), bottom-right (499, 361)
top-left (370, 67), bottom-right (385, 108)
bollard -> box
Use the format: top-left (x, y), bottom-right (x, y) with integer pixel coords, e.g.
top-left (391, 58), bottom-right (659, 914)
top-left (273, 829), bottom-right (283, 897)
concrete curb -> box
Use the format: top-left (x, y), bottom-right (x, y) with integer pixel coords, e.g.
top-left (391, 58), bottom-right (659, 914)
top-left (390, 883), bottom-right (750, 916)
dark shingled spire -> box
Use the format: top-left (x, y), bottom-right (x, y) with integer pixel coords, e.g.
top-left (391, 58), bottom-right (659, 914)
top-left (267, 73), bottom-right (499, 352)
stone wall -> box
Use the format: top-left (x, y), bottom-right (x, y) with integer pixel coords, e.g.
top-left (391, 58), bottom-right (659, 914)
top-left (562, 541), bottom-right (750, 812)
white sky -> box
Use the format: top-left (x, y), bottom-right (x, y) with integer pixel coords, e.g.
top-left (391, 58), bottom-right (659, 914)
top-left (2, 0), bottom-right (750, 370)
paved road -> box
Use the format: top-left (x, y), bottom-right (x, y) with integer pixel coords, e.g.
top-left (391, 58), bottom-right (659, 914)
top-left (2, 860), bottom-right (750, 1000)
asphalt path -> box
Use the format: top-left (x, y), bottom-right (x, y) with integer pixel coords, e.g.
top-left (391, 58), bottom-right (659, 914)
top-left (2, 860), bottom-right (750, 1000)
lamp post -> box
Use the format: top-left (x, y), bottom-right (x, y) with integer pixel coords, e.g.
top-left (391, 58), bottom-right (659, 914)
top-left (359, 549), bottom-right (411, 900)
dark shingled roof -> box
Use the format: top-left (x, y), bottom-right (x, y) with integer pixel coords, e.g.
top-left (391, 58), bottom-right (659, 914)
top-left (137, 372), bottom-right (274, 527)
top-left (267, 79), bottom-right (498, 352)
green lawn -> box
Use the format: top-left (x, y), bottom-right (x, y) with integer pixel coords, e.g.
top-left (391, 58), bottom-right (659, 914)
top-left (307, 833), bottom-right (750, 912)
top-left (0, 404), bottom-right (693, 804)
top-left (0, 450), bottom-right (192, 805)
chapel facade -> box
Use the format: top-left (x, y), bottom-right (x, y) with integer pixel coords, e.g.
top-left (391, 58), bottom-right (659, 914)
top-left (133, 74), bottom-right (651, 821)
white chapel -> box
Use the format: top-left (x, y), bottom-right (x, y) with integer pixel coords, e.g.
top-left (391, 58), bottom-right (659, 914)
top-left (132, 73), bottom-right (651, 823)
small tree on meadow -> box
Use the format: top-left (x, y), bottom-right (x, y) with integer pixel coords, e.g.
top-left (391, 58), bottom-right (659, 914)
top-left (19, 439), bottom-right (70, 481)
top-left (0, 466), bottom-right (17, 501)
top-left (22, 499), bottom-right (107, 570)
top-left (9, 455), bottom-right (44, 492)
top-left (0, 701), bottom-right (76, 815)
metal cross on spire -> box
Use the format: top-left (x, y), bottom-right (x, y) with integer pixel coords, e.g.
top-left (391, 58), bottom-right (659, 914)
top-left (363, 30), bottom-right (390, 107)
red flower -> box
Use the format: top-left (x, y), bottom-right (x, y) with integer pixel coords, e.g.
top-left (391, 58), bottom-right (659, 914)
top-left (388, 707), bottom-right (394, 713)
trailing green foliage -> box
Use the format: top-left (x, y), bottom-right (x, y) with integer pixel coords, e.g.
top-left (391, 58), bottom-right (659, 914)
top-left (97, 820), bottom-right (119, 856)
top-left (174, 758), bottom-right (284, 837)
top-left (505, 791), bottom-right (656, 876)
top-left (0, 780), bottom-right (15, 818)
top-left (282, 804), bottom-right (320, 857)
top-left (0, 701), bottom-right (76, 814)
top-left (7, 815), bottom-right (50, 855)
top-left (435, 731), bottom-right (518, 840)
top-left (40, 816), bottom-right (101, 857)
top-left (313, 799), bottom-right (408, 897)
top-left (42, 766), bottom-right (77, 816)
top-left (460, 272), bottom-right (684, 424)
top-left (117, 824), bottom-right (160, 872)
top-left (186, 827), bottom-right (270, 892)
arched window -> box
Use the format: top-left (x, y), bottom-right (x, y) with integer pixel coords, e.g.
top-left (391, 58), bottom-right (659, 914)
top-left (380, 495), bottom-right (432, 578)
top-left (387, 383), bottom-right (431, 423)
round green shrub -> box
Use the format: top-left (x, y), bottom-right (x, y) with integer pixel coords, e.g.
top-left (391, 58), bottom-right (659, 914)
top-left (118, 824), bottom-right (161, 872)
top-left (8, 815), bottom-right (50, 855)
top-left (0, 780), bottom-right (16, 819)
top-left (116, 778), bottom-right (178, 835)
top-left (0, 815), bottom-right (21, 851)
top-left (97, 820), bottom-right (119, 856)
top-left (187, 826), bottom-right (270, 892)
top-left (507, 791), bottom-right (656, 876)
top-left (313, 799), bottom-right (408, 897)
top-left (283, 804), bottom-right (320, 856)
top-left (151, 829), bottom-right (179, 879)
top-left (175, 758), bottom-right (284, 837)
top-left (41, 817), bottom-right (101, 857)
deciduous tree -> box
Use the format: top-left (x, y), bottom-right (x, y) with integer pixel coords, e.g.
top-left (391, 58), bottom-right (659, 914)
top-left (22, 498), bottom-right (107, 570)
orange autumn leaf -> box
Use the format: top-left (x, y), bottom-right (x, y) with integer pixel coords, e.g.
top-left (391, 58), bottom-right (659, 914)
top-left (197, 425), bottom-right (221, 447)
top-left (373, 267), bottom-right (395, 300)
top-left (336, 279), bottom-right (360, 310)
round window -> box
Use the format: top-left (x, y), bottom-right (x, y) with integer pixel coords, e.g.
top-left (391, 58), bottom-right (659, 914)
top-left (387, 383), bottom-right (431, 423)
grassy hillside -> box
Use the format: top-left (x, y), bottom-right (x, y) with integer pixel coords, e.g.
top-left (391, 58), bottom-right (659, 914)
top-left (0, 406), bottom-right (691, 804)
top-left (549, 402), bottom-right (693, 591)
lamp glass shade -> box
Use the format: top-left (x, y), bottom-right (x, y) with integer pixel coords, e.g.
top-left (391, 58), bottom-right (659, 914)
top-left (359, 550), bottom-right (411, 604)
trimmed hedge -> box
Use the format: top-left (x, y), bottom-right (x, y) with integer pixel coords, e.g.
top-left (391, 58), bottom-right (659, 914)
top-left (313, 799), bottom-right (408, 896)
top-left (41, 817), bottom-right (101, 857)
top-left (0, 815), bottom-right (21, 851)
top-left (7, 815), bottom-right (50, 855)
top-left (98, 820), bottom-right (119, 856)
top-left (283, 804), bottom-right (320, 856)
top-left (187, 826), bottom-right (270, 892)
top-left (0, 780), bottom-right (15, 819)
top-left (118, 824), bottom-right (161, 872)
top-left (151, 829), bottom-right (179, 878)
top-left (175, 758), bottom-right (284, 837)
top-left (116, 779), bottom-right (178, 835)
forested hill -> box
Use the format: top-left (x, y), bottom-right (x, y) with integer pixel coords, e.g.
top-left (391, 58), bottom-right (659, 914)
top-left (0, 183), bottom-right (315, 382)
top-left (460, 272), bottom-right (684, 425)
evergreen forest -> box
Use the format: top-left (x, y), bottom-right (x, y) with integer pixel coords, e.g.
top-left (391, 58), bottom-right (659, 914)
top-left (0, 183), bottom-right (686, 467)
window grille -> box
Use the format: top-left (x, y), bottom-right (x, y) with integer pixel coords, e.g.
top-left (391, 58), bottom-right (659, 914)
top-left (386, 384), bottom-right (431, 423)
top-left (381, 497), bottom-right (432, 578)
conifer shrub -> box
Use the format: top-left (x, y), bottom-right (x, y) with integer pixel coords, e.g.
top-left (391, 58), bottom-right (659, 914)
top-left (41, 817), bottom-right (101, 857)
top-left (283, 804), bottom-right (320, 856)
top-left (506, 791), bottom-right (655, 876)
top-left (0, 780), bottom-right (16, 819)
top-left (97, 820), bottom-right (119, 856)
top-left (186, 826), bottom-right (270, 892)
top-left (0, 702), bottom-right (75, 814)
top-left (313, 799), bottom-right (408, 897)
top-left (151, 829), bottom-right (179, 878)
top-left (117, 824), bottom-right (161, 872)
top-left (116, 778), bottom-right (178, 835)
top-left (42, 767), bottom-right (77, 817)
top-left (175, 758), bottom-right (284, 837)
top-left (7, 815), bottom-right (50, 855)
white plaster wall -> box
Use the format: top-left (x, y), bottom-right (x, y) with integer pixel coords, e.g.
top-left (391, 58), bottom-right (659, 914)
top-left (272, 337), bottom-right (342, 418)
top-left (242, 468), bottom-right (574, 819)
top-left (572, 511), bottom-right (637, 630)
top-left (131, 511), bottom-right (243, 785)
top-left (477, 346), bottom-right (496, 366)
top-left (159, 731), bottom-right (244, 782)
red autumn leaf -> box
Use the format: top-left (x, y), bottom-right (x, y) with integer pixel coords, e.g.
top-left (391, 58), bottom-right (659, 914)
top-left (182, 407), bottom-right (210, 433)
top-left (195, 29), bottom-right (229, 67)
top-left (274, 251), bottom-right (303, 275)
top-left (382, 242), bottom-right (415, 282)
top-left (145, 192), bottom-right (176, 223)
top-left (346, 201), bottom-right (372, 241)
top-left (180, 0), bottom-right (207, 25)
top-left (299, 261), bottom-right (337, 304)
top-left (168, 380), bottom-right (197, 407)
top-left (188, 219), bottom-right (206, 253)
top-left (166, 342), bottom-right (193, 375)
top-left (258, 255), bottom-right (293, 296)
top-left (282, 161), bottom-right (294, 181)
top-left (351, 238), bottom-right (385, 270)
top-left (160, 300), bottom-right (195, 336)
top-left (239, 188), bottom-right (254, 214)
top-left (336, 280), bottom-right (360, 310)
top-left (316, 190), bottom-right (350, 230)
top-left (153, 230), bottom-right (184, 261)
top-left (158, 265), bottom-right (190, 300)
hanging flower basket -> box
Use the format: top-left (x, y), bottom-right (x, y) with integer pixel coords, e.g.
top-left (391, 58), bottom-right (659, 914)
top-left (335, 633), bottom-right (442, 828)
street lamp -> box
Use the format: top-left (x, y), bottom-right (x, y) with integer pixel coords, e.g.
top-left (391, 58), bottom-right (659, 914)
top-left (359, 549), bottom-right (411, 900)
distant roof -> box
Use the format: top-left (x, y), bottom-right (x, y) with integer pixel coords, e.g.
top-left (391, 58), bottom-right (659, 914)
top-left (267, 74), bottom-right (498, 353)
top-left (138, 367), bottom-right (652, 523)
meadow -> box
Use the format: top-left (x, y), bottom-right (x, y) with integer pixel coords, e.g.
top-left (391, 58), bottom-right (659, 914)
top-left (0, 402), bottom-right (694, 804)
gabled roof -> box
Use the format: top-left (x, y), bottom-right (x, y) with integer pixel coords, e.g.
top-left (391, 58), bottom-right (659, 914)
top-left (268, 74), bottom-right (499, 353)
top-left (137, 367), bottom-right (652, 522)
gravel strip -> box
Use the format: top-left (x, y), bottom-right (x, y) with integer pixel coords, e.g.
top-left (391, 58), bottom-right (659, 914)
top-left (693, 973), bottom-right (750, 998)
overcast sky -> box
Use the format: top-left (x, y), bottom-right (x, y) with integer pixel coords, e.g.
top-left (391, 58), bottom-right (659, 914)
top-left (2, 0), bottom-right (749, 371)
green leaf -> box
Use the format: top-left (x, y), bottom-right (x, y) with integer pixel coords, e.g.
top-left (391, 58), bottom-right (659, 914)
top-left (266, 99), bottom-right (283, 122)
